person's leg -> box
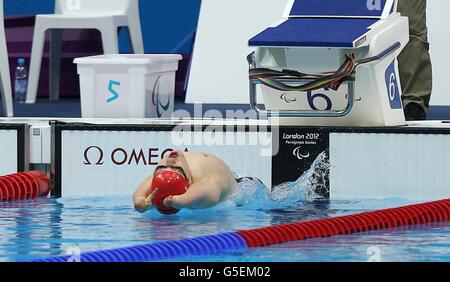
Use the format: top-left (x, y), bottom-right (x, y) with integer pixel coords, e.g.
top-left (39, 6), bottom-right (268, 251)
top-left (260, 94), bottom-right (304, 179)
top-left (397, 0), bottom-right (433, 120)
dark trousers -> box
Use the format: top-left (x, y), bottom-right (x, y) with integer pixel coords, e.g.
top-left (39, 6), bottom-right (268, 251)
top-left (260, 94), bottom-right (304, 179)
top-left (397, 0), bottom-right (433, 113)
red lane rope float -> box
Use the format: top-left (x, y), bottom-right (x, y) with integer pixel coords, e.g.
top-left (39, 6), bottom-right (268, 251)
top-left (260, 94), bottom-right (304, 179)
top-left (237, 198), bottom-right (450, 248)
top-left (0, 171), bottom-right (51, 202)
top-left (32, 198), bottom-right (450, 262)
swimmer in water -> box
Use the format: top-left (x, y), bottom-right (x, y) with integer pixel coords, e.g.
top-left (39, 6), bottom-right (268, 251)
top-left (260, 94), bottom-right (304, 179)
top-left (133, 150), bottom-right (239, 213)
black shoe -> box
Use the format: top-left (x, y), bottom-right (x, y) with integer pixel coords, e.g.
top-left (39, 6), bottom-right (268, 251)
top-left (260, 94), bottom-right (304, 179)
top-left (404, 103), bottom-right (427, 121)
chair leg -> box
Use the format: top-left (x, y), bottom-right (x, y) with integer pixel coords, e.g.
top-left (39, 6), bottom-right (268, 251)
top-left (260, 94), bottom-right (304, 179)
top-left (0, 33), bottom-right (13, 117)
top-left (26, 23), bottom-right (47, 104)
top-left (100, 26), bottom-right (120, 54)
top-left (50, 29), bottom-right (63, 101)
top-left (128, 17), bottom-right (144, 54)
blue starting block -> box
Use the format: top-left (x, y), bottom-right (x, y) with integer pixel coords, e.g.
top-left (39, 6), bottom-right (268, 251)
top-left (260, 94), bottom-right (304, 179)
top-left (248, 0), bottom-right (409, 126)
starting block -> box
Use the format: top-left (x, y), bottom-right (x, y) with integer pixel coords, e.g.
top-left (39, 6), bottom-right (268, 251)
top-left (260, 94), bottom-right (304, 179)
top-left (248, 0), bottom-right (409, 126)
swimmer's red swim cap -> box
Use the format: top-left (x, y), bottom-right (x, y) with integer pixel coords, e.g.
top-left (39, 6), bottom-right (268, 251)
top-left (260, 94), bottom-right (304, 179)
top-left (149, 170), bottom-right (190, 215)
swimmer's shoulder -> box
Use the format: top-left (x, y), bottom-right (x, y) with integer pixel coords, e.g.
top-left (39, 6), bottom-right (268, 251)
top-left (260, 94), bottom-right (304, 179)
top-left (184, 152), bottom-right (214, 159)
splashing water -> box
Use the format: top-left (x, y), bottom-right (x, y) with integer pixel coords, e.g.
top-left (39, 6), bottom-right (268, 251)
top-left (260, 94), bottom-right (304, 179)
top-left (229, 152), bottom-right (330, 210)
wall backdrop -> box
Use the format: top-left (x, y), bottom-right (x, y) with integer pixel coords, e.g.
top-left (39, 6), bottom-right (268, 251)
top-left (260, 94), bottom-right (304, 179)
top-left (3, 0), bottom-right (449, 106)
top-left (427, 0), bottom-right (449, 106)
top-left (4, 0), bottom-right (201, 54)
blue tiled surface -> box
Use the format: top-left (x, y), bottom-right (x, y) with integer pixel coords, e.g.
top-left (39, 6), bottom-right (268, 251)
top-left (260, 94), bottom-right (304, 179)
top-left (290, 0), bottom-right (388, 17)
top-left (249, 18), bottom-right (376, 48)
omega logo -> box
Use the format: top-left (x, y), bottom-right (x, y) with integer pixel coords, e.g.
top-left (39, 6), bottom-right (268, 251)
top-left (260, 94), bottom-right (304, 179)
top-left (83, 146), bottom-right (104, 165)
top-left (83, 147), bottom-right (188, 166)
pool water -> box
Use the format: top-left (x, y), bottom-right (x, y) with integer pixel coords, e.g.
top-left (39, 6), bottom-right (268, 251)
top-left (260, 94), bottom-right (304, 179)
top-left (1, 195), bottom-right (449, 262)
top-left (1, 155), bottom-right (449, 262)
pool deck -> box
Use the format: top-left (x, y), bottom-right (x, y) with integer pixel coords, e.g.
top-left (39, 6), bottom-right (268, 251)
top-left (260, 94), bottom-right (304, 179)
top-left (1, 98), bottom-right (450, 120)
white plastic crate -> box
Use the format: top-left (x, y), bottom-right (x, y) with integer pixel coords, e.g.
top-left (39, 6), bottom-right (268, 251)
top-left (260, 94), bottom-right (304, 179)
top-left (74, 54), bottom-right (182, 118)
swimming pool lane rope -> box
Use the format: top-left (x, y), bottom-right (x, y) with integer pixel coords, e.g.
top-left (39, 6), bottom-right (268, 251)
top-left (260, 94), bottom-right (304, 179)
top-left (0, 172), bottom-right (51, 202)
top-left (32, 198), bottom-right (450, 262)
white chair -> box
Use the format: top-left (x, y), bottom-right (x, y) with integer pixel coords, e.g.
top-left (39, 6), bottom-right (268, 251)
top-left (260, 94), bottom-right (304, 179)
top-left (0, 0), bottom-right (13, 117)
top-left (26, 0), bottom-right (144, 104)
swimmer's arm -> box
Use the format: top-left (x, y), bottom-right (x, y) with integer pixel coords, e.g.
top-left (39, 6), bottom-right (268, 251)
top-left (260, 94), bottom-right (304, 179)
top-left (163, 179), bottom-right (222, 210)
top-left (133, 174), bottom-right (155, 213)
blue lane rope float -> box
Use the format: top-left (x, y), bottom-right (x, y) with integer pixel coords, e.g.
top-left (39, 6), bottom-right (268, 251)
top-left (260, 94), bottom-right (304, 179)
top-left (31, 198), bottom-right (450, 262)
top-left (31, 233), bottom-right (247, 262)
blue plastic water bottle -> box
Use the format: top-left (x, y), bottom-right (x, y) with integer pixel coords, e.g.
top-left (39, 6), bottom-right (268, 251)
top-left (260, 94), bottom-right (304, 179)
top-left (14, 58), bottom-right (28, 104)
